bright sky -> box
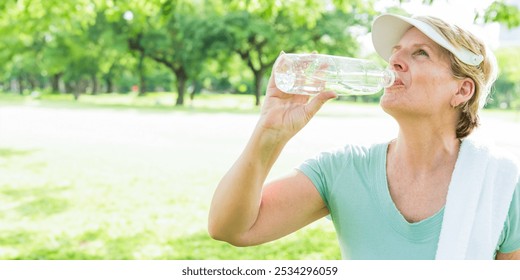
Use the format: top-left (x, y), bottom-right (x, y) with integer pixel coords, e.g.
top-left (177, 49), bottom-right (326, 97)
top-left (361, 0), bottom-right (502, 55)
top-left (407, 0), bottom-right (501, 44)
top-left (395, 0), bottom-right (495, 25)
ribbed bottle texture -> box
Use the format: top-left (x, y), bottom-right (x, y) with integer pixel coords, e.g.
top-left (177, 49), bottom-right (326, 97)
top-left (274, 53), bottom-right (395, 96)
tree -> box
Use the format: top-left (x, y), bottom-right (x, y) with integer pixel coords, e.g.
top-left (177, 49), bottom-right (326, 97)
top-left (218, 11), bottom-right (282, 106)
top-left (2, 0), bottom-right (519, 107)
top-left (395, 0), bottom-right (520, 28)
top-left (122, 0), bottom-right (216, 105)
top-left (491, 47), bottom-right (520, 109)
top-left (0, 0), bottom-right (106, 97)
top-left (477, 0), bottom-right (520, 28)
top-left (214, 0), bottom-right (374, 106)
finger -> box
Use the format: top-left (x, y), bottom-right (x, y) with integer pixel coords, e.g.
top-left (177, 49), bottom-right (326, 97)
top-left (267, 68), bottom-right (276, 90)
top-left (305, 91), bottom-right (337, 116)
top-left (267, 51), bottom-right (286, 94)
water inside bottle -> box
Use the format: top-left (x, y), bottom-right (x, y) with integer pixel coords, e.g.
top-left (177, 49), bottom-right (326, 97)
top-left (275, 70), bottom-right (392, 95)
top-left (273, 53), bottom-right (395, 95)
top-left (334, 70), bottom-right (394, 95)
top-left (274, 73), bottom-right (296, 93)
top-left (274, 73), bottom-right (326, 95)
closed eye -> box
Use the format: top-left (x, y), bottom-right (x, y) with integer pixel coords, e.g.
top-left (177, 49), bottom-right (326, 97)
top-left (414, 49), bottom-right (429, 57)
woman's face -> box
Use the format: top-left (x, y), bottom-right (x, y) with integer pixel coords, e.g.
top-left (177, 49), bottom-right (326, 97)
top-left (381, 27), bottom-right (460, 119)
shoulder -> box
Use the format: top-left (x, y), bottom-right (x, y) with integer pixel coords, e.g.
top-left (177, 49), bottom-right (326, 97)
top-left (306, 141), bottom-right (387, 167)
top-left (298, 141), bottom-right (388, 183)
top-left (463, 137), bottom-right (520, 175)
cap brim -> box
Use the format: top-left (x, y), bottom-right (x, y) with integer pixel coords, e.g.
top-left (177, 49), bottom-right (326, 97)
top-left (371, 14), bottom-right (484, 66)
top-left (372, 14), bottom-right (414, 63)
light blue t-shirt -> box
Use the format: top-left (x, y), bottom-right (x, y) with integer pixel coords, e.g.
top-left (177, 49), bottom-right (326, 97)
top-left (297, 142), bottom-right (520, 260)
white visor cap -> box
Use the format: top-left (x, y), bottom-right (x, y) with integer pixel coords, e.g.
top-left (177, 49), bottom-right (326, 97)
top-left (371, 14), bottom-right (484, 66)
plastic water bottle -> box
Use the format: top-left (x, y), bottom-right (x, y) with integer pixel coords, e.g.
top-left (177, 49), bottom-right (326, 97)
top-left (273, 53), bottom-right (396, 95)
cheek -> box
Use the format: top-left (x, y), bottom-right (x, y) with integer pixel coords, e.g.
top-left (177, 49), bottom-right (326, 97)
top-left (412, 69), bottom-right (457, 98)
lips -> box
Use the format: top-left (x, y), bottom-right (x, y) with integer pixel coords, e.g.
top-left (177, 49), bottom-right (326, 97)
top-left (393, 79), bottom-right (404, 86)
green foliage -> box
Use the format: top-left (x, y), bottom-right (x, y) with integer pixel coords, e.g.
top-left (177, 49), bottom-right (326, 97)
top-left (488, 47), bottom-right (520, 109)
top-left (0, 0), bottom-right (378, 105)
top-left (208, 1), bottom-right (377, 105)
top-left (480, 0), bottom-right (520, 29)
top-left (0, 0), bottom-right (518, 106)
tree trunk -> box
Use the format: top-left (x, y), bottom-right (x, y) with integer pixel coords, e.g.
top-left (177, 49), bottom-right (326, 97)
top-left (17, 78), bottom-right (24, 95)
top-left (241, 49), bottom-right (268, 107)
top-left (128, 33), bottom-right (147, 96)
top-left (91, 74), bottom-right (98, 95)
top-left (174, 67), bottom-right (188, 106)
top-left (176, 77), bottom-right (186, 106)
top-left (189, 80), bottom-right (202, 101)
top-left (51, 73), bottom-right (62, 93)
top-left (138, 51), bottom-right (147, 96)
top-left (253, 69), bottom-right (264, 106)
top-left (29, 76), bottom-right (37, 90)
top-left (139, 72), bottom-right (146, 96)
top-left (72, 81), bottom-right (80, 101)
top-left (65, 82), bottom-right (74, 94)
top-left (105, 77), bottom-right (114, 93)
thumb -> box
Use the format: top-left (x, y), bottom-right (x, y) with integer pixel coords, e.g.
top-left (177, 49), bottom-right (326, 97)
top-left (305, 91), bottom-right (337, 116)
top-left (267, 51), bottom-right (286, 93)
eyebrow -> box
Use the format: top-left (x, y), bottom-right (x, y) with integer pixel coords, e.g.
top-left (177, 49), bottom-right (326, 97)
top-left (392, 43), bottom-right (436, 53)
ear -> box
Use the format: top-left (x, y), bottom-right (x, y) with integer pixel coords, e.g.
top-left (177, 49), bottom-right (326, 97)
top-left (451, 78), bottom-right (475, 107)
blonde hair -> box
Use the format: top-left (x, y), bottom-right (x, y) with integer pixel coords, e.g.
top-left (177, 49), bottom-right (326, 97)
top-left (415, 16), bottom-right (498, 139)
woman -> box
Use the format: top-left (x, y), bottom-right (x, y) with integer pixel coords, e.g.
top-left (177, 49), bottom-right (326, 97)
top-left (208, 13), bottom-right (520, 260)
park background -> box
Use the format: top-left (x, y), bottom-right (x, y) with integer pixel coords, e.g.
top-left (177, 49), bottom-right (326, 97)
top-left (0, 0), bottom-right (519, 259)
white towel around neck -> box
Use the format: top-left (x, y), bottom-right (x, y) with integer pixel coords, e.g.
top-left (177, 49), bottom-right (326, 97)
top-left (435, 138), bottom-right (520, 259)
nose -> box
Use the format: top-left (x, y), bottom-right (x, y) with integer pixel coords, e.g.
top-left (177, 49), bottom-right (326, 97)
top-left (388, 50), bottom-right (408, 72)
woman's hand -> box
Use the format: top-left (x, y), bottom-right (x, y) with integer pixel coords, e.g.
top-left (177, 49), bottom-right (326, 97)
top-left (258, 60), bottom-right (337, 142)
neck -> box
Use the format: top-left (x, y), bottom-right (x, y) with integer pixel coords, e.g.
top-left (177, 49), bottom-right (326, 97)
top-left (389, 123), bottom-right (461, 173)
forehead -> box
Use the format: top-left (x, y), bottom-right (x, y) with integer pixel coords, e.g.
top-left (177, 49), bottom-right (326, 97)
top-left (396, 27), bottom-right (453, 69)
top-left (398, 27), bottom-right (442, 51)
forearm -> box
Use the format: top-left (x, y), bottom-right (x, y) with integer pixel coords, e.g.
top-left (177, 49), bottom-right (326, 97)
top-left (208, 127), bottom-right (288, 244)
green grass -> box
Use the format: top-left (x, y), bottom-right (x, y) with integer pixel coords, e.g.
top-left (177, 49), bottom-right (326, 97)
top-left (0, 93), bottom-right (343, 259)
top-left (0, 225), bottom-right (339, 260)
top-left (0, 91), bottom-right (263, 114)
top-left (3, 90), bottom-right (519, 119)
top-left (1, 92), bottom-right (518, 260)
top-left (0, 164), bottom-right (340, 259)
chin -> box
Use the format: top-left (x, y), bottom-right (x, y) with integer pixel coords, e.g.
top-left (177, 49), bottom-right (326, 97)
top-left (380, 103), bottom-right (397, 117)
top-left (379, 94), bottom-right (412, 118)
top-left (379, 92), bottom-right (398, 110)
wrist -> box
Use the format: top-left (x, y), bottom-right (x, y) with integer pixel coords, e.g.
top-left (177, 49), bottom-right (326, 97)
top-left (253, 121), bottom-right (292, 146)
top-left (245, 125), bottom-right (290, 168)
